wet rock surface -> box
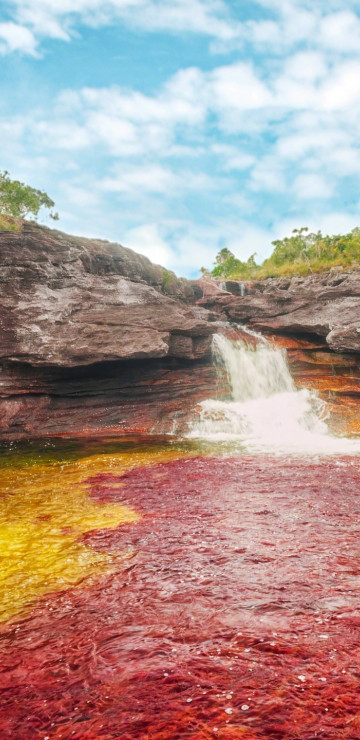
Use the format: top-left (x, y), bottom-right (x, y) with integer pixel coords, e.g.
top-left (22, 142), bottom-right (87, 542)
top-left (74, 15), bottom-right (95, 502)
top-left (266, 335), bottom-right (360, 437)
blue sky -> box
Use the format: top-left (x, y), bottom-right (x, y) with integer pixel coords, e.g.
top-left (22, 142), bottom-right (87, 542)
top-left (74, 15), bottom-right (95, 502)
top-left (1, 1), bottom-right (360, 277)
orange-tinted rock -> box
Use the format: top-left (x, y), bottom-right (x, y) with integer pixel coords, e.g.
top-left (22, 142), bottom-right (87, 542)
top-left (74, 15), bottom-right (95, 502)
top-left (1, 224), bottom-right (359, 440)
top-left (267, 334), bottom-right (360, 437)
top-left (0, 223), bottom-right (221, 439)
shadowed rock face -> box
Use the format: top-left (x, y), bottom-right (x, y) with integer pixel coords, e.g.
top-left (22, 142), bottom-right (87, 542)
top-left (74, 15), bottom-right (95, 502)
top-left (197, 270), bottom-right (360, 353)
top-left (0, 223), bottom-right (214, 366)
top-left (194, 273), bottom-right (360, 439)
top-left (0, 357), bottom-right (223, 440)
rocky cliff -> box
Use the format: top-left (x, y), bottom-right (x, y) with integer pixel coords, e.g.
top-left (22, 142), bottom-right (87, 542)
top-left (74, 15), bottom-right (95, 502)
top-left (0, 223), bottom-right (220, 439)
top-left (197, 270), bottom-right (360, 353)
top-left (0, 222), bottom-right (215, 366)
top-left (1, 223), bottom-right (359, 440)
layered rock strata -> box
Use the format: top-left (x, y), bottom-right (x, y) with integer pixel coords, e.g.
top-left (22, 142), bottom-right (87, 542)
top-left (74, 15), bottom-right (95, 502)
top-left (0, 223), bottom-right (214, 367)
top-left (0, 357), bottom-right (222, 440)
top-left (0, 223), bottom-right (219, 439)
top-left (197, 270), bottom-right (360, 353)
top-left (195, 272), bottom-right (360, 437)
top-left (268, 335), bottom-right (360, 437)
top-left (1, 223), bottom-right (359, 440)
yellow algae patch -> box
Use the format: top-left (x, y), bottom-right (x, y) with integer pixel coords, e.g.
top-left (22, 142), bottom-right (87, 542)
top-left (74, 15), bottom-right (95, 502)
top-left (0, 445), bottom-right (190, 622)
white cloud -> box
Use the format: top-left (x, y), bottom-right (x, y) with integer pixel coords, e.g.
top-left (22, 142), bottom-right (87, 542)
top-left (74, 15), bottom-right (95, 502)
top-left (211, 62), bottom-right (271, 114)
top-left (4, 0), bottom-right (242, 52)
top-left (2, 0), bottom-right (359, 59)
top-left (292, 173), bottom-right (334, 200)
top-left (122, 220), bottom-right (218, 274)
top-left (320, 61), bottom-right (360, 110)
top-left (250, 157), bottom-right (286, 192)
top-left (3, 48), bottom-right (360, 211)
top-left (212, 144), bottom-right (255, 171)
top-left (61, 183), bottom-right (101, 208)
top-left (0, 21), bottom-right (37, 54)
top-left (34, 120), bottom-right (93, 149)
top-left (125, 0), bottom-right (241, 41)
top-left (123, 218), bottom-right (282, 275)
top-left (50, 68), bottom-right (208, 158)
top-left (101, 164), bottom-right (211, 194)
top-left (282, 51), bottom-right (327, 82)
top-left (319, 11), bottom-right (360, 52)
top-left (275, 211), bottom-right (360, 245)
top-left (3, 2), bottom-right (360, 274)
top-left (316, 211), bottom-right (360, 235)
top-left (324, 147), bottom-right (360, 177)
top-left (276, 127), bottom-right (348, 160)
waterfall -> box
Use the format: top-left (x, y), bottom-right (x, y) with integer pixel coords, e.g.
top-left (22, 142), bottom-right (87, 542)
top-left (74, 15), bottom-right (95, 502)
top-left (187, 333), bottom-right (360, 455)
top-left (212, 333), bottom-right (294, 401)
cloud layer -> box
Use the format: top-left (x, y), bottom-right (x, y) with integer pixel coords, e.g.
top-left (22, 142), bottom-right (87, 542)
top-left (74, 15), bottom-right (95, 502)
top-left (2, 0), bottom-right (360, 274)
top-left (2, 1), bottom-right (360, 56)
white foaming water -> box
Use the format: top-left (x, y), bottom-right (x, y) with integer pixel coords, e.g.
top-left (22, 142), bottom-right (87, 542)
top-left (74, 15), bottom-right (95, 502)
top-left (187, 333), bottom-right (360, 455)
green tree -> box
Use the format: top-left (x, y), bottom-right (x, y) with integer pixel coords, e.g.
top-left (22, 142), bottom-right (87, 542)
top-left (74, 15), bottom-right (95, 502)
top-left (208, 226), bottom-right (360, 281)
top-left (0, 170), bottom-right (58, 230)
top-left (215, 248), bottom-right (234, 265)
top-left (212, 249), bottom-right (259, 279)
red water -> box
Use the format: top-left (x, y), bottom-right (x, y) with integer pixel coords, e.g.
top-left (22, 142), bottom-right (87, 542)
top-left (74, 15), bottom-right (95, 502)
top-left (2, 455), bottom-right (360, 739)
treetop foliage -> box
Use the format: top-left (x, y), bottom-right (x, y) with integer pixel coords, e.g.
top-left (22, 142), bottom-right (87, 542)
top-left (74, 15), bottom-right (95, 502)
top-left (210, 227), bottom-right (360, 280)
top-left (0, 170), bottom-right (58, 230)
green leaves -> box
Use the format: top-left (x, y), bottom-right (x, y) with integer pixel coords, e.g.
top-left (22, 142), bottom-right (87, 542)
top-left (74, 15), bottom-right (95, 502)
top-left (212, 251), bottom-right (259, 279)
top-left (0, 170), bottom-right (58, 229)
top-left (210, 227), bottom-right (360, 280)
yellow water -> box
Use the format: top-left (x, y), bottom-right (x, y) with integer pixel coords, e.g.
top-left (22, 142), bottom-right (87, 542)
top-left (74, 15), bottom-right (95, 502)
top-left (0, 442), bottom-right (190, 623)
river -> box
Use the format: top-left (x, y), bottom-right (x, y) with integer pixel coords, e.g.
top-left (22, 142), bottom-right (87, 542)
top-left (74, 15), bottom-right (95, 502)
top-left (1, 334), bottom-right (360, 739)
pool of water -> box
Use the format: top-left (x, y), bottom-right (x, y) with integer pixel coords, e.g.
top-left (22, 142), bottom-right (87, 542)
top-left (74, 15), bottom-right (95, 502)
top-left (1, 439), bottom-right (360, 739)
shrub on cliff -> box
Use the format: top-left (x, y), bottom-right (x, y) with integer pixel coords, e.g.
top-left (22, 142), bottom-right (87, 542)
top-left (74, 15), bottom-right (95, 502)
top-left (210, 227), bottom-right (360, 280)
top-left (0, 170), bottom-right (58, 230)
top-left (212, 250), bottom-right (258, 280)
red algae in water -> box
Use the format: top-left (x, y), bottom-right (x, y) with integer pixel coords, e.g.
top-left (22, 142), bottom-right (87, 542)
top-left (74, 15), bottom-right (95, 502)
top-left (1, 455), bottom-right (360, 738)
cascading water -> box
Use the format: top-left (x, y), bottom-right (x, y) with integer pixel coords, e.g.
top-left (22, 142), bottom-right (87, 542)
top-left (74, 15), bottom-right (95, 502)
top-left (188, 332), bottom-right (360, 455)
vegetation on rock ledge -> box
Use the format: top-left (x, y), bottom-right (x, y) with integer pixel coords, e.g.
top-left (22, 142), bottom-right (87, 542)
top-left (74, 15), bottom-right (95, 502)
top-left (0, 170), bottom-right (58, 230)
top-left (209, 227), bottom-right (360, 280)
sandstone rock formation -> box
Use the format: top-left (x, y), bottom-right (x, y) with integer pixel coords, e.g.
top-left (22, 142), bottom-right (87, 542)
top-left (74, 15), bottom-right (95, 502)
top-left (0, 356), bottom-right (221, 440)
top-left (0, 223), bottom-right (214, 366)
top-left (197, 270), bottom-right (360, 353)
top-left (1, 223), bottom-right (359, 440)
top-left (0, 223), bottom-right (222, 439)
